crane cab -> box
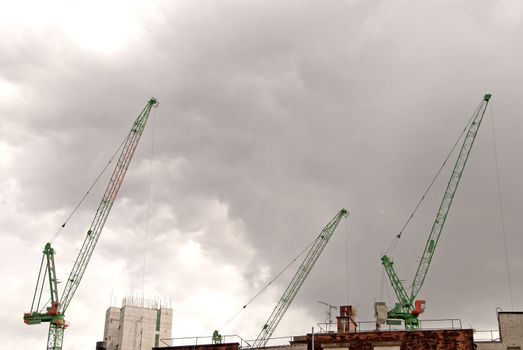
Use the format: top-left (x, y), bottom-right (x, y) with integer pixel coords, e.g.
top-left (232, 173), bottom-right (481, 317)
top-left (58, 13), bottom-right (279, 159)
top-left (47, 302), bottom-right (62, 316)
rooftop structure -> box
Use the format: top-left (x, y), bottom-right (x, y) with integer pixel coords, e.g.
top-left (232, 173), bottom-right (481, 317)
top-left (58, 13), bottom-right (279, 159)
top-left (104, 297), bottom-right (173, 350)
top-left (475, 311), bottom-right (523, 350)
top-left (159, 305), bottom-right (474, 350)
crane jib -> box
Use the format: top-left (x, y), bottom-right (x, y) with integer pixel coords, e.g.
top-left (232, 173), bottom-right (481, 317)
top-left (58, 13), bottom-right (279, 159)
top-left (252, 208), bottom-right (349, 348)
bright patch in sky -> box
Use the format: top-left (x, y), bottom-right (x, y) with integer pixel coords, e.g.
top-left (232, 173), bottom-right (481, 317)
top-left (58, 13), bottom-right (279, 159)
top-left (2, 0), bottom-right (145, 54)
top-left (178, 239), bottom-right (204, 268)
top-left (0, 142), bottom-right (11, 167)
top-left (0, 79), bottom-right (20, 104)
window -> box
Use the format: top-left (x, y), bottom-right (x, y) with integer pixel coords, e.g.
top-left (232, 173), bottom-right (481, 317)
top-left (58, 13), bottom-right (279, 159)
top-left (156, 309), bottom-right (161, 331)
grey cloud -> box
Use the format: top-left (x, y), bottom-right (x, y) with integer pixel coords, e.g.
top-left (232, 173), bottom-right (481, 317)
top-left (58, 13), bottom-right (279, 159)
top-left (2, 0), bottom-right (523, 348)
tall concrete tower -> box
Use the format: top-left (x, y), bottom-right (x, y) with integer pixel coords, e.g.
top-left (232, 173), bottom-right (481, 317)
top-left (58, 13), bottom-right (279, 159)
top-left (103, 297), bottom-right (173, 350)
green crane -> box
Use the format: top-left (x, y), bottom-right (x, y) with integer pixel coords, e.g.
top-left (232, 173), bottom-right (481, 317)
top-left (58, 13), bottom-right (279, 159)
top-left (252, 208), bottom-right (349, 348)
top-left (381, 94), bottom-right (491, 329)
top-left (23, 97), bottom-right (159, 349)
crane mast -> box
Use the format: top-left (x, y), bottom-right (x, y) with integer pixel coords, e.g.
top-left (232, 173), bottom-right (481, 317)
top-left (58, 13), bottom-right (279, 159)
top-left (381, 94), bottom-right (491, 329)
top-left (24, 97), bottom-right (158, 350)
top-left (252, 209), bottom-right (349, 348)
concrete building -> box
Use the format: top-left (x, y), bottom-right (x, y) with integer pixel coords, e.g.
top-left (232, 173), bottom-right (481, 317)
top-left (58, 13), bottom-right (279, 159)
top-left (104, 297), bottom-right (173, 350)
top-left (476, 311), bottom-right (523, 350)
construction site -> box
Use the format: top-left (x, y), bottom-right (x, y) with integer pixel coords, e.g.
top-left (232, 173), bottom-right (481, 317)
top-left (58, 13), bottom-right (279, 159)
top-left (20, 94), bottom-right (521, 350)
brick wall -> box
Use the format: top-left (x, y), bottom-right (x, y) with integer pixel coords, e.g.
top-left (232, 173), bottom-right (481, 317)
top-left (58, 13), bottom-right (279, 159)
top-left (153, 342), bottom-right (240, 350)
top-left (292, 329), bottom-right (474, 350)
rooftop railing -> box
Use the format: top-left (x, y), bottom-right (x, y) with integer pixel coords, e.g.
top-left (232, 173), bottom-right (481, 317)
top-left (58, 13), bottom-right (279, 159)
top-left (316, 318), bottom-right (463, 333)
top-left (472, 330), bottom-right (501, 342)
top-left (161, 319), bottom-right (475, 349)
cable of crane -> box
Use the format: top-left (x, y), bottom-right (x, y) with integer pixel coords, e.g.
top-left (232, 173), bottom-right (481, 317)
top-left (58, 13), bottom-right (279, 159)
top-left (379, 264), bottom-right (385, 302)
top-left (50, 134), bottom-right (130, 243)
top-left (141, 105), bottom-right (157, 303)
top-left (489, 102), bottom-right (514, 309)
top-left (385, 99), bottom-right (485, 255)
top-left (217, 236), bottom-right (317, 331)
top-left (344, 215), bottom-right (350, 304)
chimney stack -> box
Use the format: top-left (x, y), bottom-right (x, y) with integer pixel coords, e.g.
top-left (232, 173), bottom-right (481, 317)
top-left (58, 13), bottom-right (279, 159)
top-left (336, 305), bottom-right (357, 333)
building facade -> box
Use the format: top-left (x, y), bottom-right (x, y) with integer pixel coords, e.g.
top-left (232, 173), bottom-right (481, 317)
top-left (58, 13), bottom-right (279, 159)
top-left (292, 328), bottom-right (474, 350)
top-left (476, 311), bottom-right (523, 350)
top-left (155, 305), bottom-right (474, 350)
top-left (104, 298), bottom-right (173, 350)
top-left (291, 305), bottom-right (474, 350)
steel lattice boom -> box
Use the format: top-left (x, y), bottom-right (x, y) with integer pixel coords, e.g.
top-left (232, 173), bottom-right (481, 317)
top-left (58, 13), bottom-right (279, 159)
top-left (60, 97), bottom-right (158, 312)
top-left (252, 208), bottom-right (349, 348)
top-left (24, 97), bottom-right (158, 350)
top-left (381, 94), bottom-right (491, 329)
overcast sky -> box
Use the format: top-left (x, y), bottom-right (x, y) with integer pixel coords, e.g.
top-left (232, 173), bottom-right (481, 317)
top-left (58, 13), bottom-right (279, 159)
top-left (1, 0), bottom-right (522, 349)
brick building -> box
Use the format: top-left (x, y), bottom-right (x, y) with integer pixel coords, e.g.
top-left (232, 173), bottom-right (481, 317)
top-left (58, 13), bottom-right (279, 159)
top-left (292, 328), bottom-right (474, 350)
top-left (153, 342), bottom-right (241, 350)
top-left (156, 305), bottom-right (474, 350)
top-left (287, 305), bottom-right (474, 350)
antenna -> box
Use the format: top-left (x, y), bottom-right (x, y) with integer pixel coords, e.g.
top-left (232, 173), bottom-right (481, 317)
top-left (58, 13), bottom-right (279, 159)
top-left (318, 301), bottom-right (337, 332)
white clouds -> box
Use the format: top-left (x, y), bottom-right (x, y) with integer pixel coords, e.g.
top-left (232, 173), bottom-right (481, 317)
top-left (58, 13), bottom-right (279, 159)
top-left (0, 0), bottom-right (151, 55)
top-left (0, 78), bottom-right (22, 106)
top-left (1, 0), bottom-right (523, 349)
top-left (0, 142), bottom-right (13, 168)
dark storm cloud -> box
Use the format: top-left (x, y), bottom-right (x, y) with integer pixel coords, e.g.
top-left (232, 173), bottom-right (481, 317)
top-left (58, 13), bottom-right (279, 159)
top-left (1, 0), bottom-right (523, 348)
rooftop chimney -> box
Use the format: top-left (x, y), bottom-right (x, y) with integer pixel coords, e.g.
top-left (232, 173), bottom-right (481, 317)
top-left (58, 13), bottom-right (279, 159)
top-left (336, 305), bottom-right (357, 333)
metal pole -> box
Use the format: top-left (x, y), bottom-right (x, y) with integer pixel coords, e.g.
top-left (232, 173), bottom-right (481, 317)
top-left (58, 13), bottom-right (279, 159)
top-left (311, 327), bottom-right (314, 350)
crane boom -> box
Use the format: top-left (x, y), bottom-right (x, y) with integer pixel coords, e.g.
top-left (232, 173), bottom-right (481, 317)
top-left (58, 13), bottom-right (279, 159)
top-left (252, 209), bottom-right (349, 348)
top-left (60, 97), bottom-right (158, 312)
top-left (381, 94), bottom-right (491, 328)
top-left (410, 94), bottom-right (491, 299)
top-left (24, 97), bottom-right (158, 350)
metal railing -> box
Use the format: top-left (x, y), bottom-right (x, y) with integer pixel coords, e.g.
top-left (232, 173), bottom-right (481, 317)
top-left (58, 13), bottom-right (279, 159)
top-left (160, 335), bottom-right (299, 349)
top-left (160, 335), bottom-right (252, 348)
top-left (316, 318), bottom-right (463, 333)
top-left (473, 330), bottom-right (501, 342)
top-left (159, 319), bottom-right (466, 348)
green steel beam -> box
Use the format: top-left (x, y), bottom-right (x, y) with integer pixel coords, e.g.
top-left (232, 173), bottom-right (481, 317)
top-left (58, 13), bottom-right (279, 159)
top-left (410, 94), bottom-right (491, 300)
top-left (24, 98), bottom-right (158, 350)
top-left (252, 209), bottom-right (349, 348)
top-left (60, 97), bottom-right (158, 313)
top-left (382, 94), bottom-right (491, 329)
